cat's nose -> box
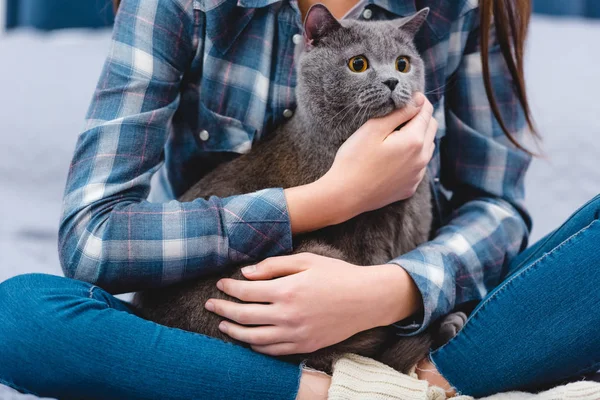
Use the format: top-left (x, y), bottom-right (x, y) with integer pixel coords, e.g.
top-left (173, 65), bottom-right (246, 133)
top-left (383, 79), bottom-right (399, 91)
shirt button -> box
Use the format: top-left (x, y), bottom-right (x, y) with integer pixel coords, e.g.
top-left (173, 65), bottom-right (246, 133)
top-left (434, 177), bottom-right (440, 183)
top-left (198, 130), bottom-right (210, 141)
top-left (283, 109), bottom-right (294, 118)
top-left (362, 8), bottom-right (373, 19)
top-left (292, 34), bottom-right (303, 45)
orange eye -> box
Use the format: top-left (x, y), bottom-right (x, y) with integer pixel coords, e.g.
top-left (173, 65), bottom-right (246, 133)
top-left (396, 56), bottom-right (411, 73)
top-left (348, 55), bottom-right (369, 73)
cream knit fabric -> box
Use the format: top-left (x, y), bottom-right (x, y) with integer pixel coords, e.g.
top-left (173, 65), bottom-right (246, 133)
top-left (327, 354), bottom-right (600, 400)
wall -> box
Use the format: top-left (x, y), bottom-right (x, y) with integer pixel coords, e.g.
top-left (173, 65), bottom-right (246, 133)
top-left (4, 0), bottom-right (600, 31)
top-left (0, 0), bottom-right (5, 34)
top-left (5, 0), bottom-right (114, 30)
top-left (534, 0), bottom-right (600, 18)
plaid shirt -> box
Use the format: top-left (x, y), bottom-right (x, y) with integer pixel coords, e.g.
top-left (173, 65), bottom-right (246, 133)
top-left (59, 0), bottom-right (532, 334)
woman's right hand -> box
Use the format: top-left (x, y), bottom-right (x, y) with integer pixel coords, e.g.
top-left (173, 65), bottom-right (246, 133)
top-left (284, 93), bottom-right (436, 234)
top-left (323, 92), bottom-right (437, 218)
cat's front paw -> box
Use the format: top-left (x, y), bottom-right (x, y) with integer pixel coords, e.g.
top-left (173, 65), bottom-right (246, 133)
top-left (433, 311), bottom-right (467, 348)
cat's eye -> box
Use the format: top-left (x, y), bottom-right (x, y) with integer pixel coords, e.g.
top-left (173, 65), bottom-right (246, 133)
top-left (348, 55), bottom-right (369, 73)
top-left (396, 56), bottom-right (411, 73)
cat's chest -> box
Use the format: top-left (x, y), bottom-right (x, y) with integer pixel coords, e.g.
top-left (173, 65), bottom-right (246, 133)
top-left (295, 173), bottom-right (433, 265)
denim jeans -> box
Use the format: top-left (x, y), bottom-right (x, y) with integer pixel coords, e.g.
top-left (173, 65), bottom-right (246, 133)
top-left (0, 195), bottom-right (599, 399)
top-left (0, 275), bottom-right (301, 399)
top-left (431, 194), bottom-right (600, 397)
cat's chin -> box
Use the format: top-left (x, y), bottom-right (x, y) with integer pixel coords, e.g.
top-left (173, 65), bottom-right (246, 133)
top-left (368, 100), bottom-right (396, 119)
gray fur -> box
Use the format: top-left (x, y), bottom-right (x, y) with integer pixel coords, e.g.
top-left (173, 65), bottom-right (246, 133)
top-left (134, 6), bottom-right (435, 374)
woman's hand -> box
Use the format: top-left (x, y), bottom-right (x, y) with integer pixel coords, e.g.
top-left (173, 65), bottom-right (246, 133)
top-left (284, 92), bottom-right (437, 234)
top-left (324, 92), bottom-right (436, 216)
top-left (204, 253), bottom-right (422, 356)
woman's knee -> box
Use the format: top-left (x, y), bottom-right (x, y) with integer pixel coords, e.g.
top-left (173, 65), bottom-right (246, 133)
top-left (589, 193), bottom-right (600, 216)
top-left (0, 273), bottom-right (88, 307)
top-left (571, 194), bottom-right (600, 223)
top-left (0, 274), bottom-right (94, 379)
top-left (0, 274), bottom-right (91, 342)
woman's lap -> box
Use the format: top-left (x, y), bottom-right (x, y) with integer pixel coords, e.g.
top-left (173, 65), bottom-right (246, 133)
top-left (431, 194), bottom-right (600, 397)
top-left (0, 274), bottom-right (300, 400)
top-left (2, 195), bottom-right (599, 399)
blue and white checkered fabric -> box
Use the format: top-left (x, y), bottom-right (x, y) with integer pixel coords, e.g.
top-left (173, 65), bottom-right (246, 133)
top-left (59, 0), bottom-right (532, 333)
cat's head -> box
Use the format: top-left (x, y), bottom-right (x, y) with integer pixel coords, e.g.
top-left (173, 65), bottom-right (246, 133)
top-left (296, 5), bottom-right (428, 140)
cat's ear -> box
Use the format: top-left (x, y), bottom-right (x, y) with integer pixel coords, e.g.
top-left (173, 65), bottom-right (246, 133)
top-left (304, 4), bottom-right (342, 47)
top-left (397, 7), bottom-right (430, 36)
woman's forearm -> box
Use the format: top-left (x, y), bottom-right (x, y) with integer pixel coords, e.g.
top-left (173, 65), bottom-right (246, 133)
top-left (284, 95), bottom-right (430, 236)
top-left (364, 264), bottom-right (423, 327)
top-left (284, 178), bottom-right (356, 235)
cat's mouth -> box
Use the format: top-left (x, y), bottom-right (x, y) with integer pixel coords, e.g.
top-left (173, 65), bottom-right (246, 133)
top-left (364, 98), bottom-right (396, 120)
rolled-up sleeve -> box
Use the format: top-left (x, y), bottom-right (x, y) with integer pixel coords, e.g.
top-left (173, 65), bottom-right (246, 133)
top-left (58, 0), bottom-right (292, 294)
top-left (390, 10), bottom-right (532, 334)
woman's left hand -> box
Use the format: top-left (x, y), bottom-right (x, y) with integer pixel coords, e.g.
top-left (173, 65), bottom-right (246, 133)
top-left (204, 253), bottom-right (422, 356)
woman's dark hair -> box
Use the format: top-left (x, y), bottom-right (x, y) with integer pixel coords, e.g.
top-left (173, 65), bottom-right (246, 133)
top-left (112, 0), bottom-right (537, 151)
top-left (480, 0), bottom-right (537, 152)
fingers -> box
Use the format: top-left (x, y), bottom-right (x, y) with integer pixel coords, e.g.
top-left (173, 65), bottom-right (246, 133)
top-left (205, 299), bottom-right (278, 325)
top-left (366, 92), bottom-right (425, 136)
top-left (423, 116), bottom-right (438, 160)
top-left (251, 342), bottom-right (298, 356)
top-left (401, 96), bottom-right (434, 134)
top-left (217, 279), bottom-right (276, 302)
top-left (219, 321), bottom-right (287, 346)
top-left (387, 100), bottom-right (437, 162)
top-left (241, 253), bottom-right (312, 281)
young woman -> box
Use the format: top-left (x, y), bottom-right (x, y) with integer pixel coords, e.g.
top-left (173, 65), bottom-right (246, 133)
top-left (0, 0), bottom-right (598, 399)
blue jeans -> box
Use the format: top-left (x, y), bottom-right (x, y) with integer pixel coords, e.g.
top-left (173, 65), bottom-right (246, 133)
top-left (0, 195), bottom-right (599, 399)
top-left (431, 194), bottom-right (600, 397)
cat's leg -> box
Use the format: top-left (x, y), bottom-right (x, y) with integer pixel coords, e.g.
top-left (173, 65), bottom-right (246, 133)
top-left (432, 311), bottom-right (468, 349)
top-left (377, 311), bottom-right (469, 373)
top-left (378, 331), bottom-right (433, 374)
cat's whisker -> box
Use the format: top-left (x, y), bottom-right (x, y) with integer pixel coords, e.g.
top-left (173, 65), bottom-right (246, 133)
top-left (360, 105), bottom-right (371, 126)
top-left (350, 104), bottom-right (366, 128)
top-left (337, 104), bottom-right (358, 125)
top-left (424, 79), bottom-right (457, 96)
top-left (359, 103), bottom-right (371, 125)
top-left (331, 102), bottom-right (357, 123)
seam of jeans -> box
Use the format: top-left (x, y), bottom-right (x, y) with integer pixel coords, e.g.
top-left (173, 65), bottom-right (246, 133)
top-left (0, 376), bottom-right (44, 398)
top-left (432, 219), bottom-right (597, 355)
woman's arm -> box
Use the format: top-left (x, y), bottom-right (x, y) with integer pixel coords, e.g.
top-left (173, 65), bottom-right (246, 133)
top-left (388, 8), bottom-right (532, 334)
top-left (59, 0), bottom-right (429, 295)
top-left (59, 0), bottom-right (299, 294)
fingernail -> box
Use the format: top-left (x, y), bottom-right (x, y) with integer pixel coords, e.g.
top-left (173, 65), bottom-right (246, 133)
top-left (414, 92), bottom-right (425, 107)
top-left (205, 301), bottom-right (215, 312)
top-left (242, 265), bottom-right (256, 275)
top-left (219, 322), bottom-right (228, 333)
top-left (216, 280), bottom-right (223, 291)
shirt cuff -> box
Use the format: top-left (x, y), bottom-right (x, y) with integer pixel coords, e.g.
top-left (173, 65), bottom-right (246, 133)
top-left (221, 188), bottom-right (293, 263)
top-left (388, 248), bottom-right (455, 336)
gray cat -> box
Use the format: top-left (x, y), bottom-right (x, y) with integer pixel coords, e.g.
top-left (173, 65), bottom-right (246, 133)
top-left (135, 5), bottom-right (436, 374)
